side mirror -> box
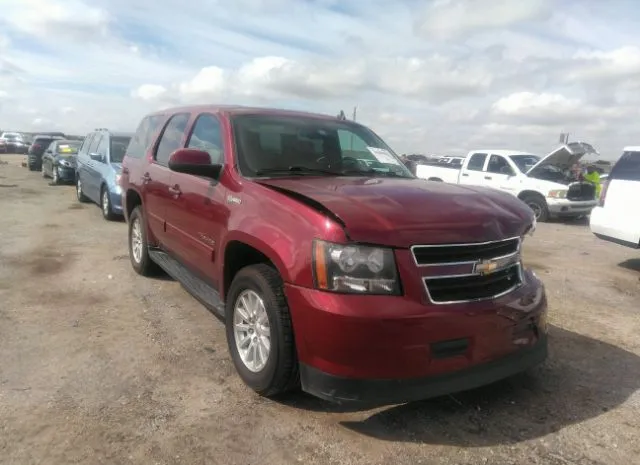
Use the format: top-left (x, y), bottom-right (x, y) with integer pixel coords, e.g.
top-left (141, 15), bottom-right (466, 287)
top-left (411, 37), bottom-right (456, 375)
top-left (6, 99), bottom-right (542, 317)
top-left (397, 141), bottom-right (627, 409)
top-left (168, 148), bottom-right (222, 179)
top-left (89, 152), bottom-right (104, 162)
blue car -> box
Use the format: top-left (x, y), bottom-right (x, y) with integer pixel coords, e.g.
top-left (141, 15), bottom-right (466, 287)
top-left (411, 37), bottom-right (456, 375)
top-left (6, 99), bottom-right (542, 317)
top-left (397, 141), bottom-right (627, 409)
top-left (75, 128), bottom-right (133, 221)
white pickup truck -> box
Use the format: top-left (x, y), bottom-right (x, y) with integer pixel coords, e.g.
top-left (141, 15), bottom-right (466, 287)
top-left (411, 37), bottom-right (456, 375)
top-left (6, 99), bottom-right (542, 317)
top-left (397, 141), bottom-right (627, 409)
top-left (415, 142), bottom-right (600, 222)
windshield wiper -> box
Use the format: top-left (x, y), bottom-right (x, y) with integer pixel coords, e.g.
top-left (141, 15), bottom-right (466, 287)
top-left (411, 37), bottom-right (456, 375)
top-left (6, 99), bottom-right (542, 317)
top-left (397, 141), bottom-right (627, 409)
top-left (255, 166), bottom-right (343, 176)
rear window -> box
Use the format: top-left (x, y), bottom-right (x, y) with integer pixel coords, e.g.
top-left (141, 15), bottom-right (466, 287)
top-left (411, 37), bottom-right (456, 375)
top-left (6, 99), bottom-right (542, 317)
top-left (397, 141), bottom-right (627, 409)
top-left (110, 136), bottom-right (132, 163)
top-left (610, 151), bottom-right (640, 182)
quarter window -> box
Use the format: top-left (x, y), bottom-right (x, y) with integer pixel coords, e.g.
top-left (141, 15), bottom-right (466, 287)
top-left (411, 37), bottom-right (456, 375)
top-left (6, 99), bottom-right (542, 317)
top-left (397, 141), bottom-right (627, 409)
top-left (128, 115), bottom-right (165, 159)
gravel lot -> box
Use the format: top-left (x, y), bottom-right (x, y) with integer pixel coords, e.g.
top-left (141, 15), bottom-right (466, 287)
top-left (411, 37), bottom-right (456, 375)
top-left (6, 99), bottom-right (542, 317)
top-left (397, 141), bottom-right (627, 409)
top-left (1, 154), bottom-right (639, 465)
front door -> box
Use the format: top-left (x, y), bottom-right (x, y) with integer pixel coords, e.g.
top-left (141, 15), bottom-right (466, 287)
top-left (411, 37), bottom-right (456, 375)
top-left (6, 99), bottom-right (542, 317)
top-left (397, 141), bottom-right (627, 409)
top-left (484, 154), bottom-right (517, 193)
top-left (165, 113), bottom-right (227, 288)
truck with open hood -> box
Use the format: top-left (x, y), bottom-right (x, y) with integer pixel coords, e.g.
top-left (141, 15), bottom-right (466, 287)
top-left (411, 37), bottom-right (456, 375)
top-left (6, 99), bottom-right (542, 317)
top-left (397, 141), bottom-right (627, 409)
top-left (120, 105), bottom-right (547, 406)
top-left (415, 142), bottom-right (600, 222)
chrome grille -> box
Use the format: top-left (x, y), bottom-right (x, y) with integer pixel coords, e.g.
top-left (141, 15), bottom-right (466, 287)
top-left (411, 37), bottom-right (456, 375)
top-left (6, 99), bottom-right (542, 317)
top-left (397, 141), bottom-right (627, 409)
top-left (412, 237), bottom-right (523, 304)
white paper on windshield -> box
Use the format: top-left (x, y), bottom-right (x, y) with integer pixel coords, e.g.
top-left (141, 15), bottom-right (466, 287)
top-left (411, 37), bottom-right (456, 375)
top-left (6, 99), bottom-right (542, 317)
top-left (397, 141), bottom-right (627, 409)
top-left (367, 147), bottom-right (401, 165)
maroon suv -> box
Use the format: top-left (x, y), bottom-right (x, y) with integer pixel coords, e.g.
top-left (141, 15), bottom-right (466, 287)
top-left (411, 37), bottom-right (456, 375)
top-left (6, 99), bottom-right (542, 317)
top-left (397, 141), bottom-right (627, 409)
top-left (121, 105), bottom-right (547, 406)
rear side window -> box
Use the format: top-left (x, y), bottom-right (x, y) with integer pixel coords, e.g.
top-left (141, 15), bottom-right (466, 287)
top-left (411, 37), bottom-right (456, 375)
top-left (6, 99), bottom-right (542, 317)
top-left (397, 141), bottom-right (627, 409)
top-left (79, 134), bottom-right (94, 153)
top-left (155, 113), bottom-right (190, 166)
top-left (127, 115), bottom-right (165, 159)
top-left (88, 135), bottom-right (102, 154)
top-left (610, 151), bottom-right (640, 181)
top-left (467, 153), bottom-right (487, 171)
top-left (187, 114), bottom-right (224, 165)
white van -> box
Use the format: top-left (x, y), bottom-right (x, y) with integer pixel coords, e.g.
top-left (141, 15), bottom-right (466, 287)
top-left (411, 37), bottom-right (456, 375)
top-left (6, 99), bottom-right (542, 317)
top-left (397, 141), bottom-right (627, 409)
top-left (590, 147), bottom-right (640, 248)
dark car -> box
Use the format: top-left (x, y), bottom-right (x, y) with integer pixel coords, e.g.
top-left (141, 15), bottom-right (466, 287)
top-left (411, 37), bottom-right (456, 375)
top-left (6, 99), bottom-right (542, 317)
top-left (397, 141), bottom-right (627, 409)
top-left (0, 132), bottom-right (30, 154)
top-left (75, 128), bottom-right (133, 220)
top-left (120, 105), bottom-right (547, 406)
top-left (41, 139), bottom-right (82, 184)
top-left (27, 135), bottom-right (65, 170)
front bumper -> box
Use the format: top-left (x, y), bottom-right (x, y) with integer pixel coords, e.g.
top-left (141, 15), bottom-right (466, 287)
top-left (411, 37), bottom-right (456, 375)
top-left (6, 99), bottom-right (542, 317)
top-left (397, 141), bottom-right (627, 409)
top-left (286, 269), bottom-right (548, 406)
top-left (109, 189), bottom-right (123, 213)
top-left (547, 198), bottom-right (597, 217)
top-left (56, 165), bottom-right (76, 182)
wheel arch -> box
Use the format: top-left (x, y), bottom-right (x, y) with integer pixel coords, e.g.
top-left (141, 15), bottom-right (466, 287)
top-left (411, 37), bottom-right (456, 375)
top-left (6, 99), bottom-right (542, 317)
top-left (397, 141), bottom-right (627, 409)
top-left (222, 235), bottom-right (289, 302)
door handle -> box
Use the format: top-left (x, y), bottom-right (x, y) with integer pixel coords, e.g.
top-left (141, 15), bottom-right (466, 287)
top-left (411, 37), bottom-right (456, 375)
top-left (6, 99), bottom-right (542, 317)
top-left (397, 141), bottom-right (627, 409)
top-left (142, 172), bottom-right (151, 184)
top-left (484, 176), bottom-right (492, 180)
top-left (462, 173), bottom-right (469, 177)
top-left (168, 184), bottom-right (182, 197)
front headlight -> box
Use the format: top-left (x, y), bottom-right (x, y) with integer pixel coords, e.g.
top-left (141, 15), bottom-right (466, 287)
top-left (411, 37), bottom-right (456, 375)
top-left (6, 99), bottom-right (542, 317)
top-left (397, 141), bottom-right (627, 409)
top-left (547, 189), bottom-right (567, 199)
top-left (58, 159), bottom-right (70, 167)
top-left (312, 240), bottom-right (401, 295)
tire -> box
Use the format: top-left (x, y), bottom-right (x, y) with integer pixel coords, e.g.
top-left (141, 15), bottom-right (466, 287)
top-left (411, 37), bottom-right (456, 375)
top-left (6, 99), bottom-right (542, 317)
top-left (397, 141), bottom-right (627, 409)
top-left (521, 194), bottom-right (549, 222)
top-left (42, 165), bottom-right (48, 178)
top-left (28, 165), bottom-right (36, 172)
top-left (51, 166), bottom-right (60, 185)
top-left (128, 206), bottom-right (160, 276)
top-left (225, 264), bottom-right (299, 398)
top-left (428, 177), bottom-right (443, 182)
top-left (100, 185), bottom-right (118, 221)
top-left (76, 176), bottom-right (89, 202)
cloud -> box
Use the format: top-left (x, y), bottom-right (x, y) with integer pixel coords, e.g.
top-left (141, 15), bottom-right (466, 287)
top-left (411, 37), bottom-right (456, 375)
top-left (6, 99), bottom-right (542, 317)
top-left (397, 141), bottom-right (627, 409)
top-left (415, 0), bottom-right (552, 40)
top-left (0, 0), bottom-right (639, 159)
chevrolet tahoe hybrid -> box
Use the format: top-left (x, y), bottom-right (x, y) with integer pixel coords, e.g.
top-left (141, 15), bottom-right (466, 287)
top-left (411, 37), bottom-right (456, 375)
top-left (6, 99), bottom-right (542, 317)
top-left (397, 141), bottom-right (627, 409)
top-left (120, 105), bottom-right (547, 405)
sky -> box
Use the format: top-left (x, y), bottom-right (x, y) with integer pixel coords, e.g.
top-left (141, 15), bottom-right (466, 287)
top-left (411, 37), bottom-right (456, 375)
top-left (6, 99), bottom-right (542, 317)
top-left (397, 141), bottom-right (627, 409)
top-left (1, 0), bottom-right (639, 160)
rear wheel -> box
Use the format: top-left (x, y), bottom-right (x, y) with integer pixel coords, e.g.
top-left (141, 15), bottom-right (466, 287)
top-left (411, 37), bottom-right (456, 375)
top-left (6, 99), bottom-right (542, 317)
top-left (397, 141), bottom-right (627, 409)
top-left (225, 264), bottom-right (299, 397)
top-left (128, 206), bottom-right (160, 276)
top-left (76, 176), bottom-right (89, 202)
top-left (100, 186), bottom-right (118, 221)
top-left (521, 194), bottom-right (549, 222)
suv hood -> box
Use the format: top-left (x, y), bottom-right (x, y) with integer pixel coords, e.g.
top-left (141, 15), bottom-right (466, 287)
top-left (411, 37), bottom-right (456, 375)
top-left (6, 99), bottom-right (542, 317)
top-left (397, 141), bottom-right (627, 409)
top-left (526, 141), bottom-right (598, 176)
top-left (257, 177), bottom-right (534, 247)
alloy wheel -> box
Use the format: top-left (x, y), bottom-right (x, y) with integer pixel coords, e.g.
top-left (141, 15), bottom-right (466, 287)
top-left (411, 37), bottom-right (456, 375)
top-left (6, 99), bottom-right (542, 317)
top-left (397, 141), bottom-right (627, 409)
top-left (233, 290), bottom-right (271, 373)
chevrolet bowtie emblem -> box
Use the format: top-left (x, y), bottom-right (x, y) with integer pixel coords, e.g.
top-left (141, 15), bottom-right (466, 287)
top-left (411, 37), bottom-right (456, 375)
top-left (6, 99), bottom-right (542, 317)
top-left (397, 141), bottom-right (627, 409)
top-left (474, 259), bottom-right (498, 275)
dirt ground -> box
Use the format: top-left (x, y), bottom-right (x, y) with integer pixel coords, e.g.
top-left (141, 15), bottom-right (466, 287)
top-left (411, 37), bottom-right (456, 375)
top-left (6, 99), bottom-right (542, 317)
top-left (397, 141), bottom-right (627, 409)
top-left (1, 153), bottom-right (639, 465)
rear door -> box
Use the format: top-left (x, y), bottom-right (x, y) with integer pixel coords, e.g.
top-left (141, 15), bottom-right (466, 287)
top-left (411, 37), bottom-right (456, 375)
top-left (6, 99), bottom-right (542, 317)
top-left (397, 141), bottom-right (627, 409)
top-left (76, 133), bottom-right (95, 192)
top-left (122, 115), bottom-right (165, 223)
top-left (165, 112), bottom-right (227, 286)
top-left (598, 150), bottom-right (640, 245)
top-left (83, 134), bottom-right (103, 201)
top-left (145, 112), bottom-right (191, 251)
top-left (459, 152), bottom-right (488, 186)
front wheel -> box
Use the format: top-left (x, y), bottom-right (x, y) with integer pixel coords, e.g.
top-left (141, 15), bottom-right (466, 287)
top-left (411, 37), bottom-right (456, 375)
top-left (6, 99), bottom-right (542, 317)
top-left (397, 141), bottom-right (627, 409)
top-left (521, 194), bottom-right (549, 222)
top-left (225, 264), bottom-right (299, 397)
top-left (51, 166), bottom-right (60, 185)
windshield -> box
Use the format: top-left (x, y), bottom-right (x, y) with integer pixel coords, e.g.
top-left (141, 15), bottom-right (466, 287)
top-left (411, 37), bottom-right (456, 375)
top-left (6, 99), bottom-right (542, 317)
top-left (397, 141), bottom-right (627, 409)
top-left (2, 134), bottom-right (19, 140)
top-left (231, 114), bottom-right (413, 178)
top-left (110, 136), bottom-right (132, 163)
top-left (510, 154), bottom-right (541, 172)
top-left (56, 142), bottom-right (81, 154)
